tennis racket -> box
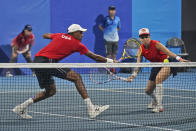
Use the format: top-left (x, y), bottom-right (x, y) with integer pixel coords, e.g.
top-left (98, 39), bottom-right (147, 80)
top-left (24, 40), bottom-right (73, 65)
top-left (112, 38), bottom-right (142, 80)
top-left (89, 38), bottom-right (142, 84)
top-left (117, 38), bottom-right (142, 82)
top-left (16, 45), bottom-right (29, 54)
top-left (89, 67), bottom-right (128, 84)
top-left (89, 68), bottom-right (112, 84)
top-left (119, 38), bottom-right (142, 61)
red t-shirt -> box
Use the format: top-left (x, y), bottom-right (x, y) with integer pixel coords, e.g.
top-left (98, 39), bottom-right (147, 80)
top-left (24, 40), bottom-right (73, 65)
top-left (11, 32), bottom-right (34, 49)
top-left (141, 40), bottom-right (168, 62)
top-left (35, 33), bottom-right (89, 60)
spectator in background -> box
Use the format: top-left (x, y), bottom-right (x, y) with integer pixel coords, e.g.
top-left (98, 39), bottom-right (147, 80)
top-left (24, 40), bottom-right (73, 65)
top-left (6, 24), bottom-right (35, 77)
top-left (99, 6), bottom-right (121, 73)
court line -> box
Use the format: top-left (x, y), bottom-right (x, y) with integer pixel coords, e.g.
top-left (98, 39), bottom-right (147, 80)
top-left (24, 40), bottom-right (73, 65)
top-left (0, 88), bottom-right (196, 100)
top-left (47, 102), bottom-right (196, 109)
top-left (1, 105), bottom-right (194, 131)
top-left (99, 89), bottom-right (196, 100)
top-left (0, 88), bottom-right (144, 94)
top-left (26, 111), bottom-right (181, 131)
top-left (165, 88), bottom-right (196, 92)
top-left (0, 87), bottom-right (195, 93)
top-left (0, 109), bottom-right (183, 131)
top-left (0, 109), bottom-right (181, 130)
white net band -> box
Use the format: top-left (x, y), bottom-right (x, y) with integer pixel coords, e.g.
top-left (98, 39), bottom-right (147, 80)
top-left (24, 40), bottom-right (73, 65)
top-left (1, 62), bottom-right (196, 68)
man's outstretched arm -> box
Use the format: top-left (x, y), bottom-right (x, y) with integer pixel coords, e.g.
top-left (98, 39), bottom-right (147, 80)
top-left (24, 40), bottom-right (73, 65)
top-left (85, 51), bottom-right (113, 63)
top-left (42, 33), bottom-right (52, 39)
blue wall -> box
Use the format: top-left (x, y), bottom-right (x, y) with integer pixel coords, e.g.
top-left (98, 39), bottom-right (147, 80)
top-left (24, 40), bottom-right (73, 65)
top-left (132, 0), bottom-right (181, 45)
top-left (0, 0), bottom-right (181, 64)
top-left (50, 0), bottom-right (132, 63)
top-left (0, 0), bottom-right (50, 63)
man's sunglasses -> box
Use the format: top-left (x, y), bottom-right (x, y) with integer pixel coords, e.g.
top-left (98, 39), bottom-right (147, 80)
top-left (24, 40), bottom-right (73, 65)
top-left (139, 35), bottom-right (149, 39)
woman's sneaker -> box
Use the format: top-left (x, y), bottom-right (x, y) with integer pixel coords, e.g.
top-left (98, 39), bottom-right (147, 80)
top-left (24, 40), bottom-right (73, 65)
top-left (152, 105), bottom-right (164, 113)
top-left (148, 100), bottom-right (157, 109)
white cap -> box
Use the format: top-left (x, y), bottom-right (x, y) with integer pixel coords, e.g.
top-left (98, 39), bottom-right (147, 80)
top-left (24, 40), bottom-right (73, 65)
top-left (139, 28), bottom-right (150, 36)
top-left (68, 24), bottom-right (87, 33)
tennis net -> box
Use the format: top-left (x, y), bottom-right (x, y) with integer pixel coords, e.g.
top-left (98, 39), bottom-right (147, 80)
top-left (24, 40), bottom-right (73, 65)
top-left (0, 62), bottom-right (196, 131)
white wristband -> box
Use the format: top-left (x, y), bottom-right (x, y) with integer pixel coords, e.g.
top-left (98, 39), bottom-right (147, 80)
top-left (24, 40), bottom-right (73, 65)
top-left (176, 56), bottom-right (182, 61)
top-left (106, 58), bottom-right (113, 63)
top-left (131, 72), bottom-right (137, 77)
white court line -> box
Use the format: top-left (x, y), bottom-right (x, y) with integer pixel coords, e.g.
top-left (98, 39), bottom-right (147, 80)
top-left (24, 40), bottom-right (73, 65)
top-left (0, 86), bottom-right (195, 93)
top-left (0, 87), bottom-right (195, 93)
top-left (0, 88), bottom-right (196, 100)
top-left (0, 106), bottom-right (193, 131)
top-left (166, 88), bottom-right (196, 92)
top-left (0, 88), bottom-right (144, 94)
top-left (47, 102), bottom-right (196, 109)
top-left (0, 88), bottom-right (143, 94)
top-left (99, 89), bottom-right (196, 100)
top-left (0, 109), bottom-right (181, 130)
top-left (27, 111), bottom-right (181, 131)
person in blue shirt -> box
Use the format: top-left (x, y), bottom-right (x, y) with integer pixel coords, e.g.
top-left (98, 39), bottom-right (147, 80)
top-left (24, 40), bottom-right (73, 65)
top-left (99, 6), bottom-right (121, 72)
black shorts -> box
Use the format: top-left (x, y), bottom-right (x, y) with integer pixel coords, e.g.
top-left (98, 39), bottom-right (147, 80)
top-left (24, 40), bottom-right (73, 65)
top-left (33, 56), bottom-right (71, 89)
top-left (149, 58), bottom-right (177, 81)
top-left (105, 41), bottom-right (118, 55)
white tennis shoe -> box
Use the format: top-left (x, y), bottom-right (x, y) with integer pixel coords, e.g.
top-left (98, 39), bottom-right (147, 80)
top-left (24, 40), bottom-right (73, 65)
top-left (152, 105), bottom-right (164, 113)
top-left (6, 72), bottom-right (13, 77)
top-left (148, 100), bottom-right (157, 109)
top-left (88, 105), bottom-right (109, 118)
top-left (13, 105), bottom-right (32, 119)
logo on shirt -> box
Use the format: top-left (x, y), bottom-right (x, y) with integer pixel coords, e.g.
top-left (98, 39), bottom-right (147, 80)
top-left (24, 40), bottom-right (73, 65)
top-left (62, 35), bottom-right (71, 40)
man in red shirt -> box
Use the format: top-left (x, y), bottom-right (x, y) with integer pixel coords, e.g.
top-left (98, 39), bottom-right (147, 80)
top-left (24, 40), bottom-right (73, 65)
top-left (13, 24), bottom-right (114, 119)
top-left (6, 24), bottom-right (35, 77)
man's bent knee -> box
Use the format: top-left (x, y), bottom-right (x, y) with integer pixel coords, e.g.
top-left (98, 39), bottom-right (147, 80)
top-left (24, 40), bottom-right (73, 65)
top-left (46, 86), bottom-right (56, 97)
top-left (74, 74), bottom-right (82, 81)
top-left (156, 77), bottom-right (163, 84)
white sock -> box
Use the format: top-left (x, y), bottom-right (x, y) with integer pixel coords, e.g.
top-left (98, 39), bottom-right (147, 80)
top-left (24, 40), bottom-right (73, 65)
top-left (156, 84), bottom-right (163, 106)
top-left (84, 98), bottom-right (94, 110)
top-left (149, 93), bottom-right (157, 103)
top-left (20, 98), bottom-right (34, 108)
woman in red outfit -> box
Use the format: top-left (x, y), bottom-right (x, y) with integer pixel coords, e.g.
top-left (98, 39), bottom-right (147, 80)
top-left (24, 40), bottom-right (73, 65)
top-left (6, 24), bottom-right (35, 77)
top-left (127, 28), bottom-right (188, 112)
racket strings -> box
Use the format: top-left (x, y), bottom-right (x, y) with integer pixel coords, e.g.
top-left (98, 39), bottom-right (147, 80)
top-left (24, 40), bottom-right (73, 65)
top-left (123, 38), bottom-right (141, 58)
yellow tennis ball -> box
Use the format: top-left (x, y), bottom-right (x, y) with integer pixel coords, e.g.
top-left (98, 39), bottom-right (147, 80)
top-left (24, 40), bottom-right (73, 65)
top-left (164, 59), bottom-right (169, 63)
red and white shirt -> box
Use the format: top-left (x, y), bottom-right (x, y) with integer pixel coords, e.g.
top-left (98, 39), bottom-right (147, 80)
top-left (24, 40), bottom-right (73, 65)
top-left (141, 40), bottom-right (168, 62)
top-left (11, 32), bottom-right (34, 50)
top-left (35, 33), bottom-right (89, 60)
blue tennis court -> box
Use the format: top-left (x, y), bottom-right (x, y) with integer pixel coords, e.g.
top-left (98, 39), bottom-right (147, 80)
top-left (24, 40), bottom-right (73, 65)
top-left (0, 71), bottom-right (196, 131)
